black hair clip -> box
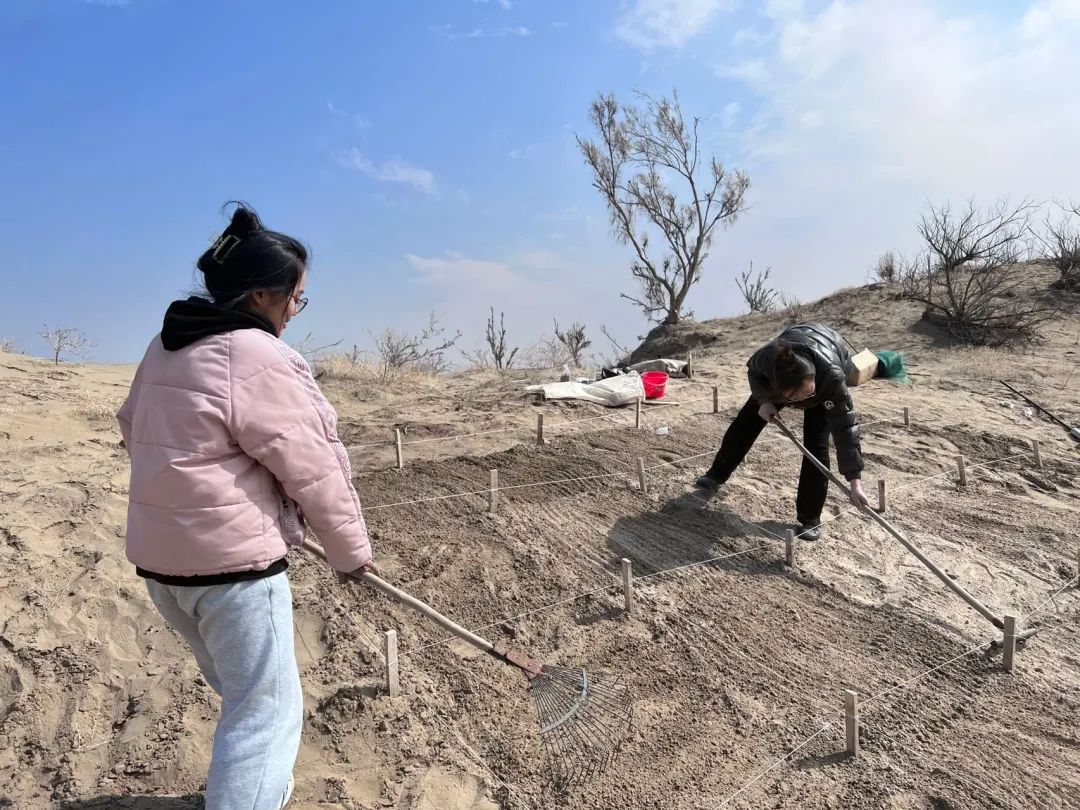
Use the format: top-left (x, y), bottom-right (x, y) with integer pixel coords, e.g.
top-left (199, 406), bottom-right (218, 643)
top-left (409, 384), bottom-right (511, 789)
top-left (210, 233), bottom-right (241, 263)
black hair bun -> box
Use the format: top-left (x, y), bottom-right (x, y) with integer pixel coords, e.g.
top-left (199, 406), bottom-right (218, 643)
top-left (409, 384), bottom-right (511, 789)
top-left (221, 202), bottom-right (264, 239)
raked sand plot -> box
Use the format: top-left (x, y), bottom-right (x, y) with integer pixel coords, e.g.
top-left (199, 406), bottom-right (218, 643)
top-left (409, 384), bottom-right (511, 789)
top-left (2, 273), bottom-right (1079, 809)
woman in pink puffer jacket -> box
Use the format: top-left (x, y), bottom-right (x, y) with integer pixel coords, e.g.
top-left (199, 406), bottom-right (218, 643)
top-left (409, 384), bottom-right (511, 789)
top-left (117, 203), bottom-right (376, 810)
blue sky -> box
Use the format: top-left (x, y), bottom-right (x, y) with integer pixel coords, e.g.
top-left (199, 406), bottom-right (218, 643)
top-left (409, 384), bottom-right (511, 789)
top-left (3, 0), bottom-right (1079, 363)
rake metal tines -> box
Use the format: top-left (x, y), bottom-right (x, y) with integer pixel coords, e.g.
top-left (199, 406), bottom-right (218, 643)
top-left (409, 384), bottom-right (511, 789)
top-left (529, 664), bottom-right (633, 789)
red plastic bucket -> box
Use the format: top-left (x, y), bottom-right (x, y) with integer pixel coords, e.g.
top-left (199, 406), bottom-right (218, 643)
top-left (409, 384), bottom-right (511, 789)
top-left (641, 371), bottom-right (669, 400)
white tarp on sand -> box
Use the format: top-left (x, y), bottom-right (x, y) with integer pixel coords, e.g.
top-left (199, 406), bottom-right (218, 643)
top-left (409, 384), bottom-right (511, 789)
top-left (525, 372), bottom-right (645, 407)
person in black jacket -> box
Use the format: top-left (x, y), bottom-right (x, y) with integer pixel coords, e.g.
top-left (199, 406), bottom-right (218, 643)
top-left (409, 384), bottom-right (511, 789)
top-left (695, 322), bottom-right (870, 540)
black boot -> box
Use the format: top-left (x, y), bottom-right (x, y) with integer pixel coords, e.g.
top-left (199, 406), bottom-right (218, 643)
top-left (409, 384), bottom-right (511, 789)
top-left (695, 473), bottom-right (722, 491)
top-left (798, 520), bottom-right (822, 542)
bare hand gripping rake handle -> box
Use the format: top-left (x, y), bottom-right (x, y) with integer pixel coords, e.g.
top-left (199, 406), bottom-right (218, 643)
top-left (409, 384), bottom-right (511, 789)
top-left (302, 539), bottom-right (632, 786)
top-left (773, 417), bottom-right (1036, 644)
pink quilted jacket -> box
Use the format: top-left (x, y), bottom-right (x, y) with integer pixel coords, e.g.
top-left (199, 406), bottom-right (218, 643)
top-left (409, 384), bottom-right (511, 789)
top-left (117, 329), bottom-right (372, 576)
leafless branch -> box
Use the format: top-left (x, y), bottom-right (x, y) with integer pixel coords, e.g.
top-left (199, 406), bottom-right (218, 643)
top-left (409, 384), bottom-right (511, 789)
top-left (40, 325), bottom-right (95, 365)
top-left (578, 91), bottom-right (749, 325)
top-left (735, 262), bottom-right (778, 313)
top-left (900, 198), bottom-right (1050, 345)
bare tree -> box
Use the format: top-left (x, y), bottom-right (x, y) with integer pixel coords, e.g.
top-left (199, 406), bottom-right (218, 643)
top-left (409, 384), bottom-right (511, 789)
top-left (900, 198), bottom-right (1049, 345)
top-left (1034, 201), bottom-right (1080, 290)
top-left (777, 291), bottom-right (804, 323)
top-left (371, 312), bottom-right (460, 376)
top-left (0, 337), bottom-right (19, 353)
top-left (578, 91), bottom-right (750, 325)
top-left (735, 263), bottom-right (778, 313)
top-left (40, 325), bottom-right (95, 365)
top-left (484, 307), bottom-right (518, 371)
top-left (518, 335), bottom-right (570, 370)
top-left (874, 252), bottom-right (899, 284)
top-left (553, 320), bottom-right (592, 367)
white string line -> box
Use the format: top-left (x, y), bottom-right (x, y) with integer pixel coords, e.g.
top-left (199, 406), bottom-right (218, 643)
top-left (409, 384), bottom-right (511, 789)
top-left (713, 723), bottom-right (835, 809)
top-left (1023, 573), bottom-right (1080, 621)
top-left (1036, 450), bottom-right (1080, 467)
top-left (405, 424), bottom-right (526, 445)
top-left (644, 415), bottom-right (897, 471)
top-left (345, 390), bottom-right (741, 451)
top-left (361, 415), bottom-right (905, 512)
top-left (363, 470), bottom-right (628, 511)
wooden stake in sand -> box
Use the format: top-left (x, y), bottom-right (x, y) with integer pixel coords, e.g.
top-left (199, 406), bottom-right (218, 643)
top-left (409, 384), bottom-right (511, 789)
top-left (844, 690), bottom-right (860, 757)
top-left (537, 413), bottom-right (545, 446)
top-left (394, 428), bottom-right (404, 470)
top-left (621, 558), bottom-right (634, 614)
top-left (488, 469), bottom-right (499, 513)
top-left (636, 458), bottom-right (648, 493)
top-left (785, 529), bottom-right (796, 568)
top-left (957, 455), bottom-right (967, 487)
top-left (383, 629), bottom-right (400, 697)
top-left (1031, 439), bottom-right (1042, 470)
top-left (1002, 614), bottom-right (1017, 673)
top-left (686, 351), bottom-right (694, 378)
top-left (878, 479), bottom-right (887, 514)
top-left (713, 386), bottom-right (720, 414)
top-left (635, 397), bottom-right (642, 429)
top-left (903, 407), bottom-right (911, 428)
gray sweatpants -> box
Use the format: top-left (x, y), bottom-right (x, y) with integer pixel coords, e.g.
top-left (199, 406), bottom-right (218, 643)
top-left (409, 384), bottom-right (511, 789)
top-left (146, 573), bottom-right (302, 810)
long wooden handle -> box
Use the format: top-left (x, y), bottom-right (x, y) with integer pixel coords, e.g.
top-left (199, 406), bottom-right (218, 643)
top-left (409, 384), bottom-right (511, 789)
top-left (772, 417), bottom-right (1004, 630)
top-left (1000, 380), bottom-right (1080, 442)
top-left (301, 540), bottom-right (495, 654)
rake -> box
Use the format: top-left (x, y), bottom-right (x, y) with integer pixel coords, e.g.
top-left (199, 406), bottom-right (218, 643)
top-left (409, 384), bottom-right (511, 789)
top-left (302, 539), bottom-right (632, 787)
top-left (772, 416), bottom-right (1038, 647)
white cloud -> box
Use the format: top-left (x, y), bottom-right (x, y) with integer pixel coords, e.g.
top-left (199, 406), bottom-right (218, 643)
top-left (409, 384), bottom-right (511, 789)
top-left (327, 102), bottom-right (372, 131)
top-left (721, 100), bottom-right (741, 128)
top-left (731, 26), bottom-right (771, 47)
top-left (337, 149), bottom-right (437, 196)
top-left (508, 143), bottom-right (540, 160)
top-left (696, 0), bottom-right (1080, 307)
top-left (405, 253), bottom-right (526, 291)
top-left (615, 0), bottom-right (736, 50)
top-left (474, 0), bottom-right (512, 8)
top-left (436, 25), bottom-right (531, 40)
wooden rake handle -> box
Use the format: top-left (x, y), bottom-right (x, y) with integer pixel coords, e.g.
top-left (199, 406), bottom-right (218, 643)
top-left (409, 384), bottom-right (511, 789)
top-left (772, 416), bottom-right (1005, 630)
top-left (301, 539), bottom-right (496, 654)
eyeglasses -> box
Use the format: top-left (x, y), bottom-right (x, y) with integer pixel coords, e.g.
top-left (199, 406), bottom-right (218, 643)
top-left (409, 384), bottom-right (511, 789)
top-left (290, 294), bottom-right (308, 314)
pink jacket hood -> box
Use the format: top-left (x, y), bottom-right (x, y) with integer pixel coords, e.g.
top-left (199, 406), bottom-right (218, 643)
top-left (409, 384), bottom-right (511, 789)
top-left (117, 327), bottom-right (372, 576)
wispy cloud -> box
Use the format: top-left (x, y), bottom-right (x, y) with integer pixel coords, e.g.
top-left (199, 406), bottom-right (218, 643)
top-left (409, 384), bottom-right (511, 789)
top-left (615, 0), bottom-right (736, 50)
top-left (508, 143), bottom-right (540, 160)
top-left (337, 148), bottom-right (437, 196)
top-left (406, 253), bottom-right (525, 291)
top-left (433, 24), bottom-right (531, 40)
top-left (327, 102), bottom-right (372, 131)
top-left (473, 0), bottom-right (513, 9)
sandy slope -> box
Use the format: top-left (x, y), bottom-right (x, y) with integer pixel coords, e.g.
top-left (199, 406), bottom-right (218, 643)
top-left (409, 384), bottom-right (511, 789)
top-left (1, 268), bottom-right (1078, 809)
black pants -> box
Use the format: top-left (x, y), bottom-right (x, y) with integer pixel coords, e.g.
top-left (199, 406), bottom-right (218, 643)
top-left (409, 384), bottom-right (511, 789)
top-left (705, 396), bottom-right (831, 524)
